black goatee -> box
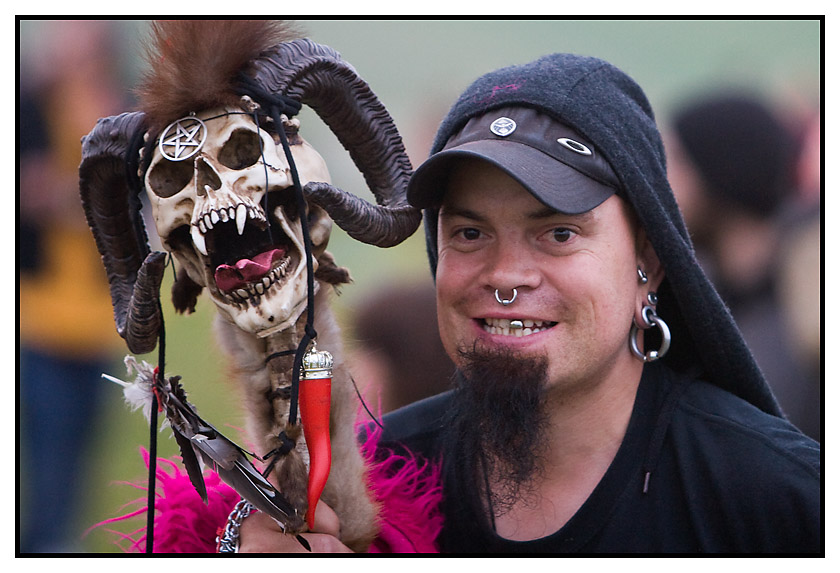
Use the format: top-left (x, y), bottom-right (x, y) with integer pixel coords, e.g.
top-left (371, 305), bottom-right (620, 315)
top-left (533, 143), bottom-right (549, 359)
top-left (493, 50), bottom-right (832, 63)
top-left (443, 344), bottom-right (551, 519)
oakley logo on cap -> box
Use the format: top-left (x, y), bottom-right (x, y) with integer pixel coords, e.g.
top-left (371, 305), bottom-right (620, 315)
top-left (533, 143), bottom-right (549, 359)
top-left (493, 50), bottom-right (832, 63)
top-left (557, 137), bottom-right (592, 156)
top-left (490, 117), bottom-right (517, 137)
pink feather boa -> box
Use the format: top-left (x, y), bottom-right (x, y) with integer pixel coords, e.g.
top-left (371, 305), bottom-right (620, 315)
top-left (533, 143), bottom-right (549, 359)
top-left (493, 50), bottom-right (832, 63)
top-left (91, 425), bottom-right (443, 553)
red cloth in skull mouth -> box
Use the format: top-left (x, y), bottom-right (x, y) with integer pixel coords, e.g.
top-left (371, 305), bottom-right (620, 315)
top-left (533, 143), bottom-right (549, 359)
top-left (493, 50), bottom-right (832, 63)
top-left (214, 248), bottom-right (287, 292)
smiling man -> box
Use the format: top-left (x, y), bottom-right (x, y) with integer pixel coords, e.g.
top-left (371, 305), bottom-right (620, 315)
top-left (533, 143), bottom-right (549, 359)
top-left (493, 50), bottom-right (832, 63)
top-left (240, 53), bottom-right (821, 554)
top-left (429, 151), bottom-right (655, 540)
top-left (377, 53), bottom-right (821, 553)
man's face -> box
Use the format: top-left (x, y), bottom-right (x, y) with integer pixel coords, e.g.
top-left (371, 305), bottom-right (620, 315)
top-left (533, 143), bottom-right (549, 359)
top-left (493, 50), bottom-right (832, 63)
top-left (435, 159), bottom-right (645, 397)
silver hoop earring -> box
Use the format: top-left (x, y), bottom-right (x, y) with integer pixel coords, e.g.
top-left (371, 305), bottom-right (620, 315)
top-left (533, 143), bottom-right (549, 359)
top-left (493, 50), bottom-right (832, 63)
top-left (630, 303), bottom-right (671, 362)
top-left (494, 288), bottom-right (517, 306)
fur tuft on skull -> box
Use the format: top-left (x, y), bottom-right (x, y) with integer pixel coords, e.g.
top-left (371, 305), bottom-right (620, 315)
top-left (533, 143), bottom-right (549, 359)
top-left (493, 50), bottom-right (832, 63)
top-left (145, 103), bottom-right (333, 336)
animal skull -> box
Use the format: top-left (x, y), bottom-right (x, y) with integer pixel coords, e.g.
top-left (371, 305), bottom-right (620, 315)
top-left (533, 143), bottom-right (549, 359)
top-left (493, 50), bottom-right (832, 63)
top-left (79, 33), bottom-right (423, 547)
top-left (144, 105), bottom-right (333, 336)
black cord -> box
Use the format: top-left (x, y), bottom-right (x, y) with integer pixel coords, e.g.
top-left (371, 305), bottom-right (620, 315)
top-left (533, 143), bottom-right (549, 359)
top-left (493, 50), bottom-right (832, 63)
top-left (350, 374), bottom-right (384, 430)
top-left (146, 394), bottom-right (157, 554)
top-left (146, 299), bottom-right (166, 553)
top-left (235, 78), bottom-right (318, 467)
top-left (165, 251), bottom-right (177, 283)
top-left (126, 118), bottom-right (163, 554)
top-left (251, 109), bottom-right (276, 247)
top-left (237, 75), bottom-right (315, 422)
top-left (266, 103), bottom-right (317, 428)
top-left (265, 349), bottom-right (297, 364)
top-left (237, 81), bottom-right (387, 437)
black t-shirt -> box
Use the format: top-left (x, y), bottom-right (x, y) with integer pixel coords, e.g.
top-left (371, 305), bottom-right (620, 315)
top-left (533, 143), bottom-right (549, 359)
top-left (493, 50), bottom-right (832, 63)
top-left (378, 362), bottom-right (821, 554)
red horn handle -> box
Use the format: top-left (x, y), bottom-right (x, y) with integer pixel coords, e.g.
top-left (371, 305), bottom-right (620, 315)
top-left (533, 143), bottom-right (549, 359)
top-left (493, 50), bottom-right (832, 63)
top-left (299, 348), bottom-right (333, 530)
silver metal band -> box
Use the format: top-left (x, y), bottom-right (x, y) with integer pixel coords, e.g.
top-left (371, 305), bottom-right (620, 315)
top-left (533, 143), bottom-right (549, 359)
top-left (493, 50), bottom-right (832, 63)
top-left (217, 499), bottom-right (256, 553)
top-left (495, 288), bottom-right (518, 306)
top-left (630, 305), bottom-right (671, 362)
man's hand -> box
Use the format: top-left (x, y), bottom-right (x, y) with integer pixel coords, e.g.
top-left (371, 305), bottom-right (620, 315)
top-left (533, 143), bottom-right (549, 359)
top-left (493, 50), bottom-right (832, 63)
top-left (238, 500), bottom-right (353, 553)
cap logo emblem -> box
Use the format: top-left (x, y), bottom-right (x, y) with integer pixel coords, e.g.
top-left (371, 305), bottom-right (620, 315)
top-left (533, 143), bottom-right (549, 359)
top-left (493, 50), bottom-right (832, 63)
top-left (557, 137), bottom-right (592, 156)
top-left (490, 117), bottom-right (517, 137)
top-left (159, 116), bottom-right (207, 161)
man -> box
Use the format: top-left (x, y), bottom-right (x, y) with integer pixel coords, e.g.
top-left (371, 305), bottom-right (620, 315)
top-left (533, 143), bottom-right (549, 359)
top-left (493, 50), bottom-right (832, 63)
top-left (241, 53), bottom-right (821, 553)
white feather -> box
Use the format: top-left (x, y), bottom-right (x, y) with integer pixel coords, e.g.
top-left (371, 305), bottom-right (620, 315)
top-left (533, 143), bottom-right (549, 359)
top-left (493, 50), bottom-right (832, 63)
top-left (102, 355), bottom-right (169, 429)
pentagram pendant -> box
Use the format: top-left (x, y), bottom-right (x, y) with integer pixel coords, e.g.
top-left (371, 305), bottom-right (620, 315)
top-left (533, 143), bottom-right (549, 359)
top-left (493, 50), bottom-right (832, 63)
top-left (159, 116), bottom-right (207, 161)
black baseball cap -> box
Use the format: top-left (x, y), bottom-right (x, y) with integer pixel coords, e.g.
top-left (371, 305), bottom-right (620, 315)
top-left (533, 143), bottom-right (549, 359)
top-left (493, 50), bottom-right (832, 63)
top-left (407, 106), bottom-right (621, 214)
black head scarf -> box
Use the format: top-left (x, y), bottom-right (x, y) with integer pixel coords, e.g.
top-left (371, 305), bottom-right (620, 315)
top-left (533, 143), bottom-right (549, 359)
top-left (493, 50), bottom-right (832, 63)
top-left (413, 53), bottom-right (781, 416)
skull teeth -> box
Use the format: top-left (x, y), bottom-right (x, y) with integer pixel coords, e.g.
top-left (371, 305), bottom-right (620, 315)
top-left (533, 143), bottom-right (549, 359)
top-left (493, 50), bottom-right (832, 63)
top-left (226, 259), bottom-right (291, 304)
top-left (236, 204), bottom-right (247, 235)
top-left (191, 225), bottom-right (208, 256)
top-left (191, 199), bottom-right (267, 254)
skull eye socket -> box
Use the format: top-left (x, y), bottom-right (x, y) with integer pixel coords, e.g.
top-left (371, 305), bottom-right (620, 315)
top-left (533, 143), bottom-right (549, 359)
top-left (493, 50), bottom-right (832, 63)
top-left (148, 158), bottom-right (194, 198)
top-left (218, 128), bottom-right (263, 170)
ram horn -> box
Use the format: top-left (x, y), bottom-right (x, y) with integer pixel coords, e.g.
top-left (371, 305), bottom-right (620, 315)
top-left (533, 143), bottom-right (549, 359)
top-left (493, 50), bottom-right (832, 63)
top-left (246, 38), bottom-right (421, 248)
top-left (79, 111), bottom-right (165, 354)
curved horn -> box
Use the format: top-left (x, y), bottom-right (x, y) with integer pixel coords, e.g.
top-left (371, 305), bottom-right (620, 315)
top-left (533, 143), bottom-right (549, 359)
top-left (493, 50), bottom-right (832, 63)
top-left (246, 39), bottom-right (421, 247)
top-left (79, 111), bottom-right (164, 354)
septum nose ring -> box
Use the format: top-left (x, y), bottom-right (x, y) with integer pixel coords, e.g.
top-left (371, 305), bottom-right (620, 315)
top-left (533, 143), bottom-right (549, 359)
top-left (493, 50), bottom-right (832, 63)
top-left (494, 288), bottom-right (518, 306)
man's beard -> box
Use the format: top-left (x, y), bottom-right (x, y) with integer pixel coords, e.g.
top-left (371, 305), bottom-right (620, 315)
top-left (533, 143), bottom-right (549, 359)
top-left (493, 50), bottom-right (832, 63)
top-left (443, 344), bottom-right (551, 521)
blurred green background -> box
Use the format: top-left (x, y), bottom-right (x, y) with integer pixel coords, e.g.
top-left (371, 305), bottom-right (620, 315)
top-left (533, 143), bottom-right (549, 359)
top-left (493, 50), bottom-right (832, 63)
top-left (18, 19), bottom-right (821, 553)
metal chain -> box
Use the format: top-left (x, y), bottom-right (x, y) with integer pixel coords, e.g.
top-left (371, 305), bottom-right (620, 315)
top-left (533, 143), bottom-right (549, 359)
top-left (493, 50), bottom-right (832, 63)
top-left (216, 499), bottom-right (256, 553)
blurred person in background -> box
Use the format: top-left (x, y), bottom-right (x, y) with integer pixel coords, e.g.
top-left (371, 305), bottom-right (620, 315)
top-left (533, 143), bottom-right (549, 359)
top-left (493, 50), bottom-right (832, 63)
top-left (779, 110), bottom-right (821, 426)
top-left (666, 93), bottom-right (821, 441)
top-left (348, 282), bottom-right (455, 414)
top-left (18, 20), bottom-right (130, 552)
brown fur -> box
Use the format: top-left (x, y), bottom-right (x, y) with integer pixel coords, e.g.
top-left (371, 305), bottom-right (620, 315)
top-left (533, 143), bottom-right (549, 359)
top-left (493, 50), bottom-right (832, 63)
top-left (138, 20), bottom-right (301, 132)
top-left (213, 288), bottom-right (380, 550)
top-left (171, 267), bottom-right (203, 314)
top-left (315, 251), bottom-right (353, 286)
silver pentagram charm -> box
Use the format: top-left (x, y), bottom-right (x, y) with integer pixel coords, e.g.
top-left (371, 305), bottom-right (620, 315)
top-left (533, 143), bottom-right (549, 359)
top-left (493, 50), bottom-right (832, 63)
top-left (159, 116), bottom-right (207, 161)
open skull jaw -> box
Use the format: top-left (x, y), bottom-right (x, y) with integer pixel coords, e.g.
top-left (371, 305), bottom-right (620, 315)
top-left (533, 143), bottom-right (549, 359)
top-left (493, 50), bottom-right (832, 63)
top-left (212, 198), bottom-right (319, 337)
top-left (169, 189), bottom-right (319, 337)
